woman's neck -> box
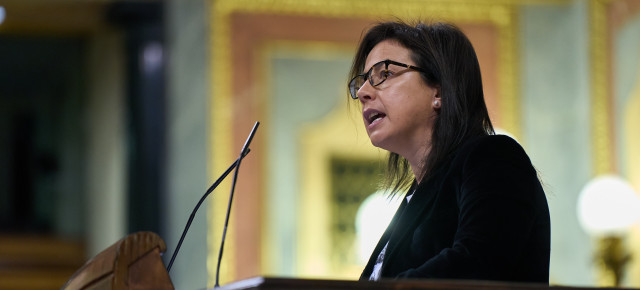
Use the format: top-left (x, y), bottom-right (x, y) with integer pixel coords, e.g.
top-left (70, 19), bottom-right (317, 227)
top-left (406, 145), bottom-right (430, 184)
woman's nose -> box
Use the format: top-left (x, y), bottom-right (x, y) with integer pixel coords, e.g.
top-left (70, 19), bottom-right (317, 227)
top-left (357, 81), bottom-right (375, 102)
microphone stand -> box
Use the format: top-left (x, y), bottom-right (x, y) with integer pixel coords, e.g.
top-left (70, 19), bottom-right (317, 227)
top-left (215, 122), bottom-right (259, 287)
top-left (166, 148), bottom-right (251, 272)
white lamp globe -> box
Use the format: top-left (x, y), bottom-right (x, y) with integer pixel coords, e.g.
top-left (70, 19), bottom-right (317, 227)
top-left (355, 190), bottom-right (402, 264)
top-left (577, 175), bottom-right (640, 236)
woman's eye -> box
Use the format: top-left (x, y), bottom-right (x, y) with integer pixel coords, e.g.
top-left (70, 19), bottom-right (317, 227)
top-left (380, 69), bottom-right (394, 77)
top-left (382, 69), bottom-right (396, 79)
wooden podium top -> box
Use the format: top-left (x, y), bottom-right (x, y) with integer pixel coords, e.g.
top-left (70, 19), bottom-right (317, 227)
top-left (215, 277), bottom-right (610, 290)
top-left (62, 231), bottom-right (174, 290)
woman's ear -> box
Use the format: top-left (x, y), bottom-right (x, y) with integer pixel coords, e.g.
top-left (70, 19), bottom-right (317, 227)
top-left (432, 98), bottom-right (441, 109)
top-left (431, 87), bottom-right (441, 110)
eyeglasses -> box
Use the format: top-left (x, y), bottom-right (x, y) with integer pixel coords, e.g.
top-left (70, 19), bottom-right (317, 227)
top-left (348, 59), bottom-right (427, 99)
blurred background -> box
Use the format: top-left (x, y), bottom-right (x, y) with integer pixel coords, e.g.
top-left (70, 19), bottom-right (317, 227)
top-left (0, 0), bottom-right (639, 289)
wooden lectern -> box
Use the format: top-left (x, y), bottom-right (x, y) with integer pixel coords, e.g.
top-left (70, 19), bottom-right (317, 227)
top-left (216, 277), bottom-right (631, 290)
top-left (62, 232), bottom-right (174, 290)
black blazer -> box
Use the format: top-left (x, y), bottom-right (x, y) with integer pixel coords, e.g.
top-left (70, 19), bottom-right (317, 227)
top-left (360, 135), bottom-right (550, 283)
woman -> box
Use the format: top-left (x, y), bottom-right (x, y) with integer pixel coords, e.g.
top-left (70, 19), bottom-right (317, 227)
top-left (348, 22), bottom-right (550, 283)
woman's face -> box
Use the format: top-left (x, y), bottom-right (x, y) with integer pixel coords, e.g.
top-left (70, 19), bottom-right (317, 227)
top-left (357, 40), bottom-right (440, 159)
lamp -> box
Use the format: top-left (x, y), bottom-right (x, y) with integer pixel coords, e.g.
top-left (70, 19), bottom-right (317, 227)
top-left (577, 175), bottom-right (640, 286)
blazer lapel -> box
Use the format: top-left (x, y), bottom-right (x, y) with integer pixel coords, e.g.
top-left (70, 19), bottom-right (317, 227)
top-left (380, 177), bottom-right (440, 274)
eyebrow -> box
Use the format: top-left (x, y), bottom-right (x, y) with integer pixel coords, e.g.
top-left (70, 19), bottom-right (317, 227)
top-left (362, 59), bottom-right (386, 74)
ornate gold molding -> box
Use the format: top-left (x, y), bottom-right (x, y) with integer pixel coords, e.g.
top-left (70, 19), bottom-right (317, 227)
top-left (498, 9), bottom-right (521, 139)
top-left (255, 40), bottom-right (358, 277)
top-left (589, 0), bottom-right (613, 175)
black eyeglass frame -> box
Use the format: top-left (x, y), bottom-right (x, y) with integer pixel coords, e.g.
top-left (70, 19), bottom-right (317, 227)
top-left (348, 59), bottom-right (427, 99)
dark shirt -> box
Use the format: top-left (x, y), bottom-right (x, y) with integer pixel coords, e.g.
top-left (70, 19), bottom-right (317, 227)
top-left (360, 135), bottom-right (551, 283)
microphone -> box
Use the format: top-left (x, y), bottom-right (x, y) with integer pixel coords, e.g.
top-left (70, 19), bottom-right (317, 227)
top-left (215, 121), bottom-right (259, 287)
top-left (166, 121), bottom-right (259, 273)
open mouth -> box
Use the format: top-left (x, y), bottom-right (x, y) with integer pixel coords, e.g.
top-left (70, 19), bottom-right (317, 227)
top-left (365, 110), bottom-right (386, 126)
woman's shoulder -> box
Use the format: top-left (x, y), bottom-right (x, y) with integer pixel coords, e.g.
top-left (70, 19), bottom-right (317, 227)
top-left (459, 134), bottom-right (525, 154)
top-left (453, 134), bottom-right (533, 170)
top-left (461, 134), bottom-right (522, 151)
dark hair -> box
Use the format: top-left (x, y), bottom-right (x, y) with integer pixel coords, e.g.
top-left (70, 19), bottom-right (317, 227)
top-left (349, 21), bottom-right (494, 193)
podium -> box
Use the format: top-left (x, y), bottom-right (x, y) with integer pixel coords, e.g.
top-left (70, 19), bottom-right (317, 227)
top-left (62, 232), bottom-right (173, 290)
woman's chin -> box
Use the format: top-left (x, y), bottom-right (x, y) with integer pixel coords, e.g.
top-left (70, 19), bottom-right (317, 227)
top-left (368, 137), bottom-right (391, 151)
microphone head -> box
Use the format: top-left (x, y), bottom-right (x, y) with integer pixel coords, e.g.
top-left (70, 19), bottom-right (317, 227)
top-left (240, 121), bottom-right (259, 156)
